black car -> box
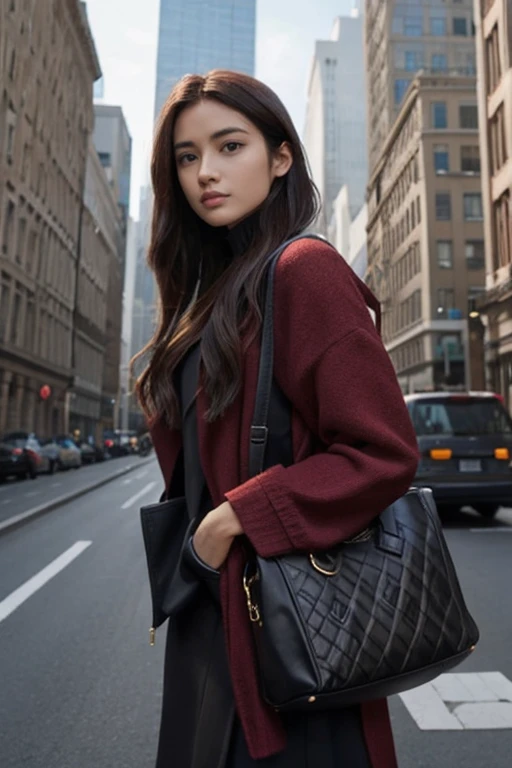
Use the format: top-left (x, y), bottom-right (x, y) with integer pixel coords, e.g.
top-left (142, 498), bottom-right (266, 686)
top-left (405, 391), bottom-right (512, 519)
top-left (0, 432), bottom-right (49, 481)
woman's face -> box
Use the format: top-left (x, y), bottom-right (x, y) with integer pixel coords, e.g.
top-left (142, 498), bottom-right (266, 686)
top-left (173, 99), bottom-right (292, 229)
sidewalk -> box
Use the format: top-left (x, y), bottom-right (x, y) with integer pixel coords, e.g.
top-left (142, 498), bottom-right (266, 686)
top-left (0, 454), bottom-right (157, 537)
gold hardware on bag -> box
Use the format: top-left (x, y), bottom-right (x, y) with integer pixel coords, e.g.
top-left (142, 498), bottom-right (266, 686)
top-left (344, 528), bottom-right (373, 544)
top-left (308, 696), bottom-right (316, 703)
top-left (149, 627), bottom-right (156, 646)
top-left (243, 573), bottom-right (262, 625)
top-left (309, 554), bottom-right (340, 577)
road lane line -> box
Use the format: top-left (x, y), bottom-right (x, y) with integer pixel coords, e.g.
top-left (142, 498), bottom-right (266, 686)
top-left (469, 527), bottom-right (512, 533)
top-left (121, 482), bottom-right (156, 510)
top-left (122, 477), bottom-right (133, 485)
top-left (25, 491), bottom-right (38, 498)
top-left (1, 499), bottom-right (12, 505)
top-left (135, 470), bottom-right (148, 480)
top-left (0, 541), bottom-right (92, 623)
top-left (50, 483), bottom-right (61, 488)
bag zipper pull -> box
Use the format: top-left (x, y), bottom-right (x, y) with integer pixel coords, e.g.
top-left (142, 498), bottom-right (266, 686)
top-left (149, 627), bottom-right (156, 646)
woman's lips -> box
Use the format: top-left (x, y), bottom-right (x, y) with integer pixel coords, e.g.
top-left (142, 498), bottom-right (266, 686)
top-left (201, 195), bottom-right (229, 208)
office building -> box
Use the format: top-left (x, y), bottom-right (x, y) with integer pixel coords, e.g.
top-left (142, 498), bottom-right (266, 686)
top-left (303, 12), bottom-right (367, 234)
top-left (364, 0), bottom-right (477, 175)
top-left (473, 0), bottom-right (512, 405)
top-left (366, 74), bottom-right (486, 394)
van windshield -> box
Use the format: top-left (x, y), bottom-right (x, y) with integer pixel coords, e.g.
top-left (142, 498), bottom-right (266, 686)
top-left (409, 398), bottom-right (512, 436)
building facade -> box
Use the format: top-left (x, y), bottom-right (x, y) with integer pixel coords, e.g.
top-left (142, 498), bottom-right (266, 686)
top-left (474, 0), bottom-right (512, 406)
top-left (0, 0), bottom-right (101, 436)
top-left (92, 104), bottom-right (132, 244)
top-left (364, 0), bottom-right (477, 175)
top-left (68, 141), bottom-right (123, 439)
top-left (303, 12), bottom-right (367, 234)
top-left (153, 0), bottom-right (256, 121)
top-left (328, 186), bottom-right (368, 280)
top-left (366, 74), bottom-right (486, 395)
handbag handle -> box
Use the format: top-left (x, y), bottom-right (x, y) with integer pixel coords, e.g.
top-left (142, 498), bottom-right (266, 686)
top-left (249, 233), bottom-right (327, 478)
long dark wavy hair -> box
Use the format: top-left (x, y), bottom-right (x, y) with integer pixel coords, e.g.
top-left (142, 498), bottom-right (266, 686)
top-left (133, 69), bottom-right (320, 427)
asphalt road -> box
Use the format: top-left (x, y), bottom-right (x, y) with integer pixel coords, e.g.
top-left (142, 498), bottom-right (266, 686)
top-left (0, 463), bottom-right (511, 767)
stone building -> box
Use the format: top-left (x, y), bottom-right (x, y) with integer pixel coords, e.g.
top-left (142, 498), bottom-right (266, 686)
top-left (366, 74), bottom-right (486, 394)
top-left (0, 0), bottom-right (101, 436)
top-left (364, 0), bottom-right (477, 176)
top-left (473, 0), bottom-right (512, 406)
top-left (68, 140), bottom-right (122, 439)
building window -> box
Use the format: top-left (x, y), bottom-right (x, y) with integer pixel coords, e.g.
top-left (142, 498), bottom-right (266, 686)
top-left (437, 240), bottom-right (453, 269)
top-left (436, 192), bottom-right (451, 220)
top-left (394, 78), bottom-right (410, 105)
top-left (431, 53), bottom-right (448, 72)
top-left (434, 144), bottom-right (449, 172)
top-left (463, 193), bottom-right (483, 220)
top-left (432, 101), bottom-right (447, 128)
top-left (404, 51), bottom-right (422, 71)
top-left (486, 24), bottom-right (502, 95)
top-left (465, 241), bottom-right (485, 270)
top-left (494, 191), bottom-right (511, 270)
top-left (437, 288), bottom-right (455, 318)
top-left (0, 273), bottom-right (11, 343)
top-left (404, 16), bottom-right (423, 36)
top-left (8, 49), bottom-right (16, 80)
top-left (16, 218), bottom-right (26, 265)
top-left (430, 17), bottom-right (447, 36)
top-left (490, 103), bottom-right (508, 174)
top-left (10, 287), bottom-right (21, 345)
top-left (461, 146), bottom-right (481, 173)
top-left (459, 104), bottom-right (478, 129)
top-left (453, 17), bottom-right (468, 36)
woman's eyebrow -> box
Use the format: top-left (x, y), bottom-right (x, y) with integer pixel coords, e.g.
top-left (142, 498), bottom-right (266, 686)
top-left (174, 127), bottom-right (249, 151)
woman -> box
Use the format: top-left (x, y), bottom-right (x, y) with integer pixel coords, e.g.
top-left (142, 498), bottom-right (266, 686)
top-left (135, 69), bottom-right (419, 768)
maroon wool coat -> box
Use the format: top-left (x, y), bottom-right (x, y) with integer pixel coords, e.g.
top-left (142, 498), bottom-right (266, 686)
top-left (150, 238), bottom-right (420, 766)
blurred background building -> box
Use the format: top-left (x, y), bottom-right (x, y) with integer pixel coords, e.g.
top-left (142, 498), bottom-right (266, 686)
top-left (473, 0), bottom-right (512, 407)
top-left (0, 1), bottom-right (132, 440)
top-left (304, 9), bottom-right (367, 237)
top-left (361, 0), bottom-right (489, 395)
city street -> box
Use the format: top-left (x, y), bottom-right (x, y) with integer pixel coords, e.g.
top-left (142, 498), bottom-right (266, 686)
top-left (0, 462), bottom-right (511, 767)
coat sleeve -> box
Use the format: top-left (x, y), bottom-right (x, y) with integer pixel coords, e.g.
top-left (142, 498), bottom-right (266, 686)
top-left (225, 240), bottom-right (420, 557)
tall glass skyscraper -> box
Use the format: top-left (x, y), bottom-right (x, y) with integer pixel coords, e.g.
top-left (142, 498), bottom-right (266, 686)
top-left (153, 0), bottom-right (256, 121)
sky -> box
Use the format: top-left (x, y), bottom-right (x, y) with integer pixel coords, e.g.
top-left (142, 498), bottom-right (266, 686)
top-left (84, 0), bottom-right (357, 218)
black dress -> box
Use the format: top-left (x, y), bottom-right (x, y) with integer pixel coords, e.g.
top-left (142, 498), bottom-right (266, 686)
top-left (155, 220), bottom-right (373, 768)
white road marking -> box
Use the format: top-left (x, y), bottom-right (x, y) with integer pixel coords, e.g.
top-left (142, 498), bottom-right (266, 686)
top-left (470, 527), bottom-right (512, 533)
top-left (135, 470), bottom-right (148, 480)
top-left (121, 482), bottom-right (156, 510)
top-left (50, 483), bottom-right (61, 488)
top-left (399, 673), bottom-right (512, 730)
top-left (122, 477), bottom-right (133, 485)
top-left (0, 499), bottom-right (12, 505)
top-left (0, 541), bottom-right (92, 623)
top-left (25, 491), bottom-right (38, 498)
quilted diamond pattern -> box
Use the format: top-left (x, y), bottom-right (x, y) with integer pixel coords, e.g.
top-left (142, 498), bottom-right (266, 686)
top-left (250, 488), bottom-right (479, 707)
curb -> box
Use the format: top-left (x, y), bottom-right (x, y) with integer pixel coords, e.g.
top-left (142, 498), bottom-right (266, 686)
top-left (0, 456), bottom-right (157, 537)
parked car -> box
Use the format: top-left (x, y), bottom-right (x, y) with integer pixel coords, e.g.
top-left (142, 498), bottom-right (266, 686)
top-left (0, 432), bottom-right (50, 480)
top-left (405, 391), bottom-right (512, 518)
top-left (103, 430), bottom-right (138, 458)
top-left (40, 438), bottom-right (61, 474)
top-left (53, 435), bottom-right (82, 469)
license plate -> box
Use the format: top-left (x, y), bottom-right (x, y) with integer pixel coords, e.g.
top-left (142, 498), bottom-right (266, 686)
top-left (459, 459), bottom-right (482, 472)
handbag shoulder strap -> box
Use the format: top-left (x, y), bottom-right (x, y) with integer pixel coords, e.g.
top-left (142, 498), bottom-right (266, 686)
top-left (249, 233), bottom-right (327, 478)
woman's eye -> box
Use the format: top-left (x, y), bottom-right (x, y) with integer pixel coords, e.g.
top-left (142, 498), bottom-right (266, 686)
top-left (223, 142), bottom-right (242, 153)
top-left (178, 153), bottom-right (196, 166)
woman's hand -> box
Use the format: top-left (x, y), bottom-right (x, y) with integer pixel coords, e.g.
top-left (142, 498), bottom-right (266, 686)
top-left (192, 501), bottom-right (243, 570)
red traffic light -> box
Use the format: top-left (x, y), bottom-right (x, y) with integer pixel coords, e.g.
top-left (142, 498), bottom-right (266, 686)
top-left (39, 384), bottom-right (52, 400)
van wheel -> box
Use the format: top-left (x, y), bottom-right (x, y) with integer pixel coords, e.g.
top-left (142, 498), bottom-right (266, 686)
top-left (475, 504), bottom-right (499, 520)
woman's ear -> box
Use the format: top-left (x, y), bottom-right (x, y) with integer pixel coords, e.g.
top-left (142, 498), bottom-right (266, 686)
top-left (272, 142), bottom-right (293, 178)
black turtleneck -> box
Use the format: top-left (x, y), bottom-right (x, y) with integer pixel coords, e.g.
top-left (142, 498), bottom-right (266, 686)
top-left (224, 210), bottom-right (260, 259)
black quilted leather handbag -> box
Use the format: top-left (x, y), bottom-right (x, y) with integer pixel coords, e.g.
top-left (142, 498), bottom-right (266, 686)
top-left (243, 236), bottom-right (480, 712)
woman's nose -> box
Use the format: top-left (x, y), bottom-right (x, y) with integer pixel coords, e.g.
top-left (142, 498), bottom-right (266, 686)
top-left (198, 156), bottom-right (220, 185)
